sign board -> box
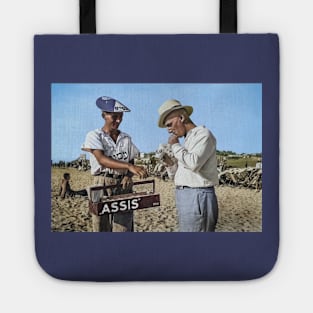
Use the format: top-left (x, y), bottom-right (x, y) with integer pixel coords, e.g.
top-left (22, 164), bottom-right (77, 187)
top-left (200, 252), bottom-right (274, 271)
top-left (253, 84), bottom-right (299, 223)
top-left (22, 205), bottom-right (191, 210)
top-left (89, 180), bottom-right (161, 215)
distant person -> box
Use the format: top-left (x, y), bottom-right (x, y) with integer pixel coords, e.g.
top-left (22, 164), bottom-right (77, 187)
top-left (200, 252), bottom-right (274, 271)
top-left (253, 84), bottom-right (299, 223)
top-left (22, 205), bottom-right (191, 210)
top-left (82, 96), bottom-right (147, 232)
top-left (59, 173), bottom-right (88, 198)
top-left (157, 99), bottom-right (219, 232)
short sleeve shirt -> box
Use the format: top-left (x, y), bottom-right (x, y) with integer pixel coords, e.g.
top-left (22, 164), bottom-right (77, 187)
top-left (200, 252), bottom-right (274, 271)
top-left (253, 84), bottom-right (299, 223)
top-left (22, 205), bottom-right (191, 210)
top-left (82, 128), bottom-right (140, 176)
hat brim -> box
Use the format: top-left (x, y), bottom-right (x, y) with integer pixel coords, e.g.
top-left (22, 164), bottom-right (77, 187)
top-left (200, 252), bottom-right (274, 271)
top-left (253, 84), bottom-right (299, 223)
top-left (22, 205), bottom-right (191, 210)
top-left (158, 105), bottom-right (193, 128)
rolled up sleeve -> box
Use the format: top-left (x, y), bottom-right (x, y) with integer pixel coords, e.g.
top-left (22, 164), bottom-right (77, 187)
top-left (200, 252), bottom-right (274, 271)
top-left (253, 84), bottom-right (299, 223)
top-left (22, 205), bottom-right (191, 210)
top-left (82, 131), bottom-right (103, 151)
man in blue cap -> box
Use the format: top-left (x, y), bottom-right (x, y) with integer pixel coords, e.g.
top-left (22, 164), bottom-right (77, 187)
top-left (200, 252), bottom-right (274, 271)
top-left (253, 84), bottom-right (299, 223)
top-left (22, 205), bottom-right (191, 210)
top-left (82, 96), bottom-right (147, 232)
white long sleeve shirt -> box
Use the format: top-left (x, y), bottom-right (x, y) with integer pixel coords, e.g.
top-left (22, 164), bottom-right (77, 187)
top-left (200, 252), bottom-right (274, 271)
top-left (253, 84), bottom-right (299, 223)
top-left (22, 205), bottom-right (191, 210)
top-left (167, 126), bottom-right (219, 187)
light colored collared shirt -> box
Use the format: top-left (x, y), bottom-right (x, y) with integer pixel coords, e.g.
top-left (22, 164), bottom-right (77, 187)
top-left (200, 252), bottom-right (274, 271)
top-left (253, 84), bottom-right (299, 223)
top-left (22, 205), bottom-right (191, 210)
top-left (167, 126), bottom-right (219, 187)
top-left (82, 128), bottom-right (139, 176)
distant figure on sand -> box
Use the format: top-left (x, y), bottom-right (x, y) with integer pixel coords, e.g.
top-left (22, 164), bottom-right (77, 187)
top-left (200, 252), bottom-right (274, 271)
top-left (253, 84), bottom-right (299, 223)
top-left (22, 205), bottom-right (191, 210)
top-left (59, 173), bottom-right (88, 198)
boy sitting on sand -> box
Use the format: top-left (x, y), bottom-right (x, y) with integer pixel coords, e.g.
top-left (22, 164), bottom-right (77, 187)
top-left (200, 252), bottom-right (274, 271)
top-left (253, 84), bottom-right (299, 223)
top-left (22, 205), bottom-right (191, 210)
top-left (59, 173), bottom-right (88, 199)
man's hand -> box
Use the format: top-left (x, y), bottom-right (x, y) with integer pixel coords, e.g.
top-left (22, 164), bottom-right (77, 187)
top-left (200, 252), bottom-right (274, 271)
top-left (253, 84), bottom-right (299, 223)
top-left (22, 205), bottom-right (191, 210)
top-left (128, 164), bottom-right (148, 179)
top-left (121, 176), bottom-right (133, 189)
top-left (168, 135), bottom-right (179, 145)
top-left (161, 154), bottom-right (174, 166)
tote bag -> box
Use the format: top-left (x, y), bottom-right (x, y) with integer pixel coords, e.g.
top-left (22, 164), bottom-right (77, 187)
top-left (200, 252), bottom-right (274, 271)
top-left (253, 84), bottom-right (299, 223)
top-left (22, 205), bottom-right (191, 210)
top-left (34, 0), bottom-right (279, 281)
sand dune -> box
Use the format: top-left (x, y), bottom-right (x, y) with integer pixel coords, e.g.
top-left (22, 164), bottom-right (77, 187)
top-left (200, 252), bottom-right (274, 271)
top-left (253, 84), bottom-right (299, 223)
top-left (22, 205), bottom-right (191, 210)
top-left (51, 168), bottom-right (262, 232)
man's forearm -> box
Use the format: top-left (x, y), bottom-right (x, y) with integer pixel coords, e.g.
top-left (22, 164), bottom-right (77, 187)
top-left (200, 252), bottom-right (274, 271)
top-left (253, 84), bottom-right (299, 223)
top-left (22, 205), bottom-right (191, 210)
top-left (171, 140), bottom-right (214, 172)
top-left (126, 159), bottom-right (135, 177)
top-left (94, 151), bottom-right (130, 170)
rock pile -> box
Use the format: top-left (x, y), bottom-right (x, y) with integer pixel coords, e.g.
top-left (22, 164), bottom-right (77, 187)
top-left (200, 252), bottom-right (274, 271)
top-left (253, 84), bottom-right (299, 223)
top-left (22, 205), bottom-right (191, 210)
top-left (218, 167), bottom-right (262, 190)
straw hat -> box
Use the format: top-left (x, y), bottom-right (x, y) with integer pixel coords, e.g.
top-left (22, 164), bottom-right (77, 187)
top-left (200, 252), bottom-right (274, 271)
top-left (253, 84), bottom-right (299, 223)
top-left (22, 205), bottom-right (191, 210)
top-left (158, 99), bottom-right (193, 128)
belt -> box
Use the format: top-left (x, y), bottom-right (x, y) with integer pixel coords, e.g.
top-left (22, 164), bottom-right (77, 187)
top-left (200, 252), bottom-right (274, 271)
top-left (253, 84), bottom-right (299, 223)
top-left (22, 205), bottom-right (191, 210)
top-left (98, 173), bottom-right (125, 179)
top-left (176, 185), bottom-right (214, 190)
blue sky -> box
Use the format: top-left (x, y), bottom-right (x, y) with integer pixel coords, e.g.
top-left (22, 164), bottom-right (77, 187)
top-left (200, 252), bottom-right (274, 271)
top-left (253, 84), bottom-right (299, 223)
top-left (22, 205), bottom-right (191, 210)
top-left (52, 83), bottom-right (262, 162)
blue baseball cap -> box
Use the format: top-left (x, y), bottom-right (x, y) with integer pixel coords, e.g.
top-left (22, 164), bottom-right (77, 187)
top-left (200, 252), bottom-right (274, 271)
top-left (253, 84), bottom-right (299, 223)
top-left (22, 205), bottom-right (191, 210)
top-left (96, 96), bottom-right (131, 112)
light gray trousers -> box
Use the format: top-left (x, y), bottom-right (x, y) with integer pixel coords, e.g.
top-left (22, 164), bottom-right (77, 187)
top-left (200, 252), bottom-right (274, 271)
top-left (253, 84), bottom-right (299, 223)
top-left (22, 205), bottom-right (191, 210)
top-left (175, 187), bottom-right (218, 232)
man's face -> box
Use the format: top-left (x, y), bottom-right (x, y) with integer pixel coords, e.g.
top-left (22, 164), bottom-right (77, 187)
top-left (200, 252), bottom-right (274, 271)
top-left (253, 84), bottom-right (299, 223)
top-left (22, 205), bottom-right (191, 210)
top-left (104, 112), bottom-right (123, 130)
top-left (164, 112), bottom-right (186, 138)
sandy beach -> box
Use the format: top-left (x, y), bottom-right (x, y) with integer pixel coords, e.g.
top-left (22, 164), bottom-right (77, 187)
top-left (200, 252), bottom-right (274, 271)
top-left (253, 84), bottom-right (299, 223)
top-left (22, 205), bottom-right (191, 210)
top-left (51, 168), bottom-right (262, 232)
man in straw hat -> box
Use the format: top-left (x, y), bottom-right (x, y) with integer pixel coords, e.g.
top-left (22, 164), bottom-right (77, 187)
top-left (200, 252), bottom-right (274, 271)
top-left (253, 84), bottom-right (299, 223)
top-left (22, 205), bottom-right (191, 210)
top-left (82, 96), bottom-right (147, 232)
top-left (158, 99), bottom-right (219, 232)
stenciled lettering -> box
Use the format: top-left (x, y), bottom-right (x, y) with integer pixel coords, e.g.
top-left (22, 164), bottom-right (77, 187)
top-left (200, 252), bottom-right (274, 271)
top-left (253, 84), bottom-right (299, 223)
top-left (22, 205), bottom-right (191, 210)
top-left (119, 200), bottom-right (128, 211)
top-left (112, 151), bottom-right (129, 160)
top-left (100, 203), bottom-right (111, 215)
top-left (110, 201), bottom-right (119, 213)
top-left (99, 198), bottom-right (141, 215)
top-left (131, 198), bottom-right (139, 210)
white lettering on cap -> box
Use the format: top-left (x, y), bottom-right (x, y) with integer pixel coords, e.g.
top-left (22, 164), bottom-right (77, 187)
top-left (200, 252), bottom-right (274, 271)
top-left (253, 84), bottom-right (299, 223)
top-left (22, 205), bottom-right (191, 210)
top-left (114, 101), bottom-right (129, 112)
top-left (101, 96), bottom-right (111, 101)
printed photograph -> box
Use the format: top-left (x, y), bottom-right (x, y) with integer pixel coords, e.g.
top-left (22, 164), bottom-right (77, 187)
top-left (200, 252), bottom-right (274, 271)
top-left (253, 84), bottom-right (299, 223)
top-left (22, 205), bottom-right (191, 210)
top-left (51, 83), bottom-right (262, 232)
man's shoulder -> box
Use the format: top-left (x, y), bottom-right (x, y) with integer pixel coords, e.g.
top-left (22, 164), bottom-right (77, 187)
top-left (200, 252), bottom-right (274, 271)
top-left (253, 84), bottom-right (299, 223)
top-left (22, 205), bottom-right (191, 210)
top-left (119, 131), bottom-right (132, 139)
top-left (194, 126), bottom-right (210, 136)
top-left (85, 128), bottom-right (105, 140)
top-left (193, 126), bottom-right (216, 141)
top-left (87, 128), bottom-right (102, 136)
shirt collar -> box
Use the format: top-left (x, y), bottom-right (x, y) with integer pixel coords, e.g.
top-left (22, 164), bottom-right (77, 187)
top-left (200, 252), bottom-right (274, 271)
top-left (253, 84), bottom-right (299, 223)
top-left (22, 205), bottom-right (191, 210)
top-left (185, 125), bottom-right (202, 139)
top-left (99, 128), bottom-right (128, 139)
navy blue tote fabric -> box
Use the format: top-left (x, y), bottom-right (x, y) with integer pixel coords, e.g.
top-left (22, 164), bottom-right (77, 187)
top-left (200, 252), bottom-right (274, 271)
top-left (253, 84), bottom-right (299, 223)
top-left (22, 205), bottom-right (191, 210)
top-left (34, 34), bottom-right (279, 281)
